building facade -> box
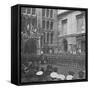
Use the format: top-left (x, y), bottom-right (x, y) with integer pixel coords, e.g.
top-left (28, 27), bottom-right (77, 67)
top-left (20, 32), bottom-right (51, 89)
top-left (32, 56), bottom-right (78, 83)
top-left (21, 7), bottom-right (58, 55)
top-left (57, 10), bottom-right (86, 54)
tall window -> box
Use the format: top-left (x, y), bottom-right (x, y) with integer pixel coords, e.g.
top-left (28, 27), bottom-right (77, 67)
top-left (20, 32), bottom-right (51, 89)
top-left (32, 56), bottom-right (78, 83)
top-left (47, 21), bottom-right (49, 29)
top-left (42, 20), bottom-right (45, 29)
top-left (21, 8), bottom-right (26, 14)
top-left (32, 8), bottom-right (36, 15)
top-left (76, 14), bottom-right (84, 33)
top-left (21, 15), bottom-right (26, 32)
top-left (51, 32), bottom-right (53, 44)
top-left (46, 9), bottom-right (49, 17)
top-left (50, 9), bottom-right (53, 18)
top-left (42, 9), bottom-right (45, 16)
top-left (32, 17), bottom-right (37, 28)
top-left (50, 21), bottom-right (53, 30)
top-left (62, 19), bottom-right (67, 35)
top-left (47, 33), bottom-right (49, 44)
top-left (27, 8), bottom-right (31, 14)
top-left (43, 32), bottom-right (46, 44)
top-left (41, 35), bottom-right (43, 48)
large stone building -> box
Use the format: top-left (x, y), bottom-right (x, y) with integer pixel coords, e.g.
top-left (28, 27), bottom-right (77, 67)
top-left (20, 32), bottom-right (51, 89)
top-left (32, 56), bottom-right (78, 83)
top-left (21, 7), bottom-right (58, 55)
top-left (57, 10), bottom-right (86, 54)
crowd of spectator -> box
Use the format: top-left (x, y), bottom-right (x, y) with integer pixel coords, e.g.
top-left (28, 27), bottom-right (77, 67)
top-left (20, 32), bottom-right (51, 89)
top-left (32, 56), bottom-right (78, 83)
top-left (21, 59), bottom-right (85, 82)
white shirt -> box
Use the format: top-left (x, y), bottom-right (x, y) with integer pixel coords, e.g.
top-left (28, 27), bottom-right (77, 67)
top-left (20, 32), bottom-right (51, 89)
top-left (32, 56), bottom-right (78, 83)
top-left (66, 75), bottom-right (74, 80)
top-left (50, 72), bottom-right (58, 78)
top-left (57, 74), bottom-right (65, 80)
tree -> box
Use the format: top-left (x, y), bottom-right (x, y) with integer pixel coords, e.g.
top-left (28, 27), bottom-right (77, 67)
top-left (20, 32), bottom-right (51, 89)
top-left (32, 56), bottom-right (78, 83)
top-left (24, 38), bottom-right (37, 54)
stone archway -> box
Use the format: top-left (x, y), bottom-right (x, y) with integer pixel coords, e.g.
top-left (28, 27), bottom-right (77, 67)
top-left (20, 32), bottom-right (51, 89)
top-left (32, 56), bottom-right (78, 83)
top-left (62, 38), bottom-right (68, 52)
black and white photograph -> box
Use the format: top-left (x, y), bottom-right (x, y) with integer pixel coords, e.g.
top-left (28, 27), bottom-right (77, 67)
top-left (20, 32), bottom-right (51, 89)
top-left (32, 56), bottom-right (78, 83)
top-left (0, 0), bottom-right (90, 89)
top-left (20, 6), bottom-right (87, 84)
